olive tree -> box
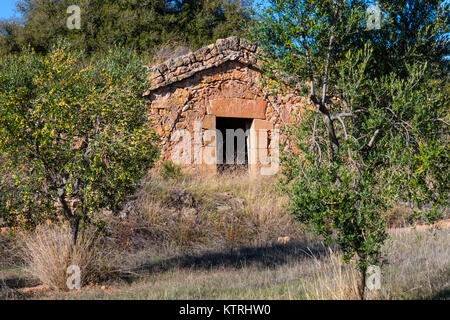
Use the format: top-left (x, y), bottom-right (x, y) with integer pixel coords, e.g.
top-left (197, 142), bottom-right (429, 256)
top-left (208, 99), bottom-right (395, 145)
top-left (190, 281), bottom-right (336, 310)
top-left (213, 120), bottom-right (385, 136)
top-left (252, 0), bottom-right (449, 299)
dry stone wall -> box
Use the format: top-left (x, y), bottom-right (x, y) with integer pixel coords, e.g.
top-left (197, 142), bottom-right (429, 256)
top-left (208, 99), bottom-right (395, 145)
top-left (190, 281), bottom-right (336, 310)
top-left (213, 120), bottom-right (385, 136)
top-left (144, 36), bottom-right (307, 174)
top-left (144, 36), bottom-right (257, 95)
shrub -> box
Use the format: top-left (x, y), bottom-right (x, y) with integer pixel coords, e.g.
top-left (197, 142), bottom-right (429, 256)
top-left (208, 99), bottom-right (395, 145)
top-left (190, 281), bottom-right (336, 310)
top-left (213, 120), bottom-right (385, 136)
top-left (159, 161), bottom-right (183, 180)
top-left (19, 224), bottom-right (113, 291)
top-left (0, 230), bottom-right (21, 270)
top-left (0, 44), bottom-right (158, 242)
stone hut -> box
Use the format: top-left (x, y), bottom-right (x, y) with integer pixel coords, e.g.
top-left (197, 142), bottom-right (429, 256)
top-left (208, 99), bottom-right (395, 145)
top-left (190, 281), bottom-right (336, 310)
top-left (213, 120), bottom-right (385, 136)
top-left (144, 36), bottom-right (305, 175)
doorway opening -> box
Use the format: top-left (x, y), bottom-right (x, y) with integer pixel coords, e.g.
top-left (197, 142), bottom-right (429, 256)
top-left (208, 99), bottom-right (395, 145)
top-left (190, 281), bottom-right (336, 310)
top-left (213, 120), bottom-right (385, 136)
top-left (215, 117), bottom-right (252, 174)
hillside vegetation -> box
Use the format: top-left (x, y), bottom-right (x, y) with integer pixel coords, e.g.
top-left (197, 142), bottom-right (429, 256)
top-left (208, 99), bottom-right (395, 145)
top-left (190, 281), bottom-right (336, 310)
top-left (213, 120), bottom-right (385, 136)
top-left (0, 0), bottom-right (448, 301)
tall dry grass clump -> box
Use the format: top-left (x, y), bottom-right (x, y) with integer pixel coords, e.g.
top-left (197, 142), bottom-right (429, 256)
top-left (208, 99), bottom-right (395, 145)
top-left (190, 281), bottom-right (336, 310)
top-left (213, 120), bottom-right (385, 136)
top-left (377, 228), bottom-right (450, 299)
top-left (302, 248), bottom-right (360, 300)
top-left (19, 224), bottom-right (111, 291)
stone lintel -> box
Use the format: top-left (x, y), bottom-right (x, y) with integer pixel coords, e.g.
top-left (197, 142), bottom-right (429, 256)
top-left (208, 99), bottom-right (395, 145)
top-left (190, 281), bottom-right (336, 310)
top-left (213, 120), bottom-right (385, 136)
top-left (208, 98), bottom-right (266, 119)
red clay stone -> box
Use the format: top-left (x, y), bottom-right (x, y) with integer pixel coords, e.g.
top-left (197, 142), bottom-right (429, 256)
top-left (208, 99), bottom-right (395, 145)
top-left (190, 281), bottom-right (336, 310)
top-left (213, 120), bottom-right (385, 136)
top-left (209, 98), bottom-right (266, 119)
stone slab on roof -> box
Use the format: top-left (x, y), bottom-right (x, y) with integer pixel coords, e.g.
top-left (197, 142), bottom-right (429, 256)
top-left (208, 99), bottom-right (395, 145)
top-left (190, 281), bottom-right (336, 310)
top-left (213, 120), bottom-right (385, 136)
top-left (143, 36), bottom-right (258, 96)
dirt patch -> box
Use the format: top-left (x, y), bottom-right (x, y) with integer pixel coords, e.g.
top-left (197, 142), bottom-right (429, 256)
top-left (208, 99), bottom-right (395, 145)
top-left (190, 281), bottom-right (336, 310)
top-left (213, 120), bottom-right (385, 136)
top-left (18, 285), bottom-right (51, 295)
top-left (389, 219), bottom-right (450, 233)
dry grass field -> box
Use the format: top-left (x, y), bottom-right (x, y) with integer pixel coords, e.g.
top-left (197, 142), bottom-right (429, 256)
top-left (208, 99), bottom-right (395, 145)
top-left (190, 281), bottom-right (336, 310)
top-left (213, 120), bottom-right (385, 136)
top-left (1, 171), bottom-right (449, 300)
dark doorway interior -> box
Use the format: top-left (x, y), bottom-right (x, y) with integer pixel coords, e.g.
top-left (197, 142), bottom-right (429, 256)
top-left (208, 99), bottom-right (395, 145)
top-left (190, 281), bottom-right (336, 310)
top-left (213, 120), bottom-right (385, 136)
top-left (216, 117), bottom-right (252, 174)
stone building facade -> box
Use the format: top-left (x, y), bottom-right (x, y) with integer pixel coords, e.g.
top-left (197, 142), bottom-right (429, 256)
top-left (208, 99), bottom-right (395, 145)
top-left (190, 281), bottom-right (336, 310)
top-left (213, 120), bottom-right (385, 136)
top-left (144, 36), bottom-right (305, 175)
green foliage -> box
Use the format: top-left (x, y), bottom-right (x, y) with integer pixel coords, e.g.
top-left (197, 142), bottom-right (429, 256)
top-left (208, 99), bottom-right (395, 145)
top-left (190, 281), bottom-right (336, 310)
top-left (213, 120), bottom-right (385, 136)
top-left (0, 43), bottom-right (158, 236)
top-left (250, 0), bottom-right (368, 94)
top-left (251, 0), bottom-right (449, 92)
top-left (368, 0), bottom-right (449, 79)
top-left (160, 161), bottom-right (183, 180)
top-left (255, 0), bottom-right (449, 298)
top-left (0, 0), bottom-right (253, 56)
top-left (281, 109), bottom-right (389, 268)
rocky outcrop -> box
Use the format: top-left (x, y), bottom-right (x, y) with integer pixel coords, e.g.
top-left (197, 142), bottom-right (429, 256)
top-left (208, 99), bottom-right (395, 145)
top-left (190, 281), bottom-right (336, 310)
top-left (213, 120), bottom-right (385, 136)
top-left (144, 36), bottom-right (258, 95)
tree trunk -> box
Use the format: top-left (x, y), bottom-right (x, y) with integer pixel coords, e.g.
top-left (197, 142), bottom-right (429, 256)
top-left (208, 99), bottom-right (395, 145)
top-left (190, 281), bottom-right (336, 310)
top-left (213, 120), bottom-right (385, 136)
top-left (310, 96), bottom-right (340, 159)
top-left (358, 266), bottom-right (367, 300)
top-left (69, 216), bottom-right (81, 245)
top-left (57, 195), bottom-right (81, 245)
top-left (322, 113), bottom-right (340, 159)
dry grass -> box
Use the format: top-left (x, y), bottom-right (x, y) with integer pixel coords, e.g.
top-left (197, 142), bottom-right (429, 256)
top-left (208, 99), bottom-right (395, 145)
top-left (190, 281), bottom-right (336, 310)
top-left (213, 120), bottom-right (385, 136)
top-left (146, 43), bottom-right (192, 67)
top-left (301, 228), bottom-right (450, 300)
top-left (376, 228), bottom-right (450, 299)
top-left (2, 171), bottom-right (448, 300)
top-left (18, 224), bottom-right (115, 291)
top-left (301, 248), bottom-right (360, 300)
top-left (31, 228), bottom-right (449, 300)
top-left (116, 170), bottom-right (300, 254)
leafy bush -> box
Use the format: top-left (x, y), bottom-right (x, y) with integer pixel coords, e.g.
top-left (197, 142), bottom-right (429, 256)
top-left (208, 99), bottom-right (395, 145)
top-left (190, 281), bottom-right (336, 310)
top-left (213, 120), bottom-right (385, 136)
top-left (0, 44), bottom-right (158, 241)
top-left (0, 0), bottom-right (252, 55)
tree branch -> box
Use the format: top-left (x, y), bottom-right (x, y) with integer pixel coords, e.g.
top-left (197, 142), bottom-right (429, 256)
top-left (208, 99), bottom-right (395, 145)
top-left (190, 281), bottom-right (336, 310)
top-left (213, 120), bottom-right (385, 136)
top-left (322, 30), bottom-right (335, 105)
top-left (368, 129), bottom-right (381, 148)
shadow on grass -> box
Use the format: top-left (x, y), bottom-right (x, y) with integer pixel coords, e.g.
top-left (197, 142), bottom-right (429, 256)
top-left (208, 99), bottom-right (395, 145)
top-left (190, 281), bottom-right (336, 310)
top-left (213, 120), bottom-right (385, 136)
top-left (0, 276), bottom-right (39, 290)
top-left (130, 241), bottom-right (329, 277)
top-left (428, 288), bottom-right (450, 300)
top-left (0, 276), bottom-right (40, 300)
top-left (424, 269), bottom-right (450, 300)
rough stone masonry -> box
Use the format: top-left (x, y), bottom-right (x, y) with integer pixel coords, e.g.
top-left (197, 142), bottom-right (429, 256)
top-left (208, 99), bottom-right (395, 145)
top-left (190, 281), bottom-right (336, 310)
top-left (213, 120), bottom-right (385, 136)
top-left (144, 36), bottom-right (306, 175)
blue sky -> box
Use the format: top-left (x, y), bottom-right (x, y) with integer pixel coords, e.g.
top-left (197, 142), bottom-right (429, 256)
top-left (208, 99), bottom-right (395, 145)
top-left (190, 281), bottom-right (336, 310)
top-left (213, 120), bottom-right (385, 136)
top-left (0, 0), bottom-right (20, 20)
